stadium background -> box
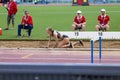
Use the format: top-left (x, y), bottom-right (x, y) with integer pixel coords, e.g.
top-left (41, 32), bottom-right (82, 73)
top-left (0, 0), bottom-right (120, 4)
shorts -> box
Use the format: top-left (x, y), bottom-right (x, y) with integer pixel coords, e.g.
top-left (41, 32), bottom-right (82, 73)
top-left (7, 14), bottom-right (15, 25)
top-left (62, 35), bottom-right (69, 39)
top-left (75, 25), bottom-right (82, 30)
top-left (99, 26), bottom-right (106, 31)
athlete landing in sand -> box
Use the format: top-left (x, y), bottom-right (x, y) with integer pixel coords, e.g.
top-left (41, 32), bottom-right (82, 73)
top-left (46, 27), bottom-right (84, 48)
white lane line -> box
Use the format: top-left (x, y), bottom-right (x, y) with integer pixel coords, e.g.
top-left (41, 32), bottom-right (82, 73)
top-left (22, 53), bottom-right (33, 59)
top-left (0, 11), bottom-right (120, 15)
top-left (0, 57), bottom-right (120, 61)
top-left (0, 56), bottom-right (89, 59)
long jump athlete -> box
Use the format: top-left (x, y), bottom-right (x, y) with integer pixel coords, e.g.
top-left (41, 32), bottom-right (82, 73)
top-left (46, 27), bottom-right (84, 48)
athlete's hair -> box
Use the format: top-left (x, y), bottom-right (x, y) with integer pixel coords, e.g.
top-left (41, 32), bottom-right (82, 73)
top-left (24, 10), bottom-right (29, 14)
top-left (46, 27), bottom-right (54, 32)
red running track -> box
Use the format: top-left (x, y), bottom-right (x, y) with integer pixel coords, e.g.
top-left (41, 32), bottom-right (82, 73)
top-left (0, 49), bottom-right (120, 64)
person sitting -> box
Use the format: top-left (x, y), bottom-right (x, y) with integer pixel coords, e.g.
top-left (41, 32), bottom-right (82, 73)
top-left (17, 11), bottom-right (33, 37)
top-left (95, 9), bottom-right (110, 31)
top-left (72, 10), bottom-right (86, 31)
top-left (46, 27), bottom-right (84, 48)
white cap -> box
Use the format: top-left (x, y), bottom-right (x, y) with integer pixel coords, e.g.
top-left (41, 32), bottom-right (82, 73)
top-left (101, 9), bottom-right (106, 12)
top-left (4, 4), bottom-right (7, 7)
top-left (77, 10), bottom-right (82, 14)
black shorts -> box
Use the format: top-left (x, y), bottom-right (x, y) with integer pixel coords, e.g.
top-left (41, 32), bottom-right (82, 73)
top-left (62, 35), bottom-right (69, 39)
top-left (99, 26), bottom-right (106, 31)
top-left (75, 25), bottom-right (82, 30)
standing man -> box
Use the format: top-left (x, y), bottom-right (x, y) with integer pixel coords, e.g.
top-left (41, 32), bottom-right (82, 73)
top-left (95, 9), bottom-right (110, 31)
top-left (5, 0), bottom-right (18, 30)
top-left (72, 10), bottom-right (86, 31)
top-left (17, 11), bottom-right (33, 37)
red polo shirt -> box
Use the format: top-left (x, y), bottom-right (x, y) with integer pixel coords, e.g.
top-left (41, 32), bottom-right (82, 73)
top-left (21, 15), bottom-right (33, 26)
top-left (8, 1), bottom-right (17, 16)
top-left (74, 16), bottom-right (86, 24)
top-left (98, 15), bottom-right (110, 25)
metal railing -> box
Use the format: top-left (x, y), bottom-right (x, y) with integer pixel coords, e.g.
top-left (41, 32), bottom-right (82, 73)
top-left (0, 63), bottom-right (120, 80)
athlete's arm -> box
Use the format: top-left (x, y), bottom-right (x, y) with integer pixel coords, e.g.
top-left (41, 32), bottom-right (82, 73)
top-left (98, 21), bottom-right (102, 26)
top-left (106, 20), bottom-right (110, 26)
top-left (47, 35), bottom-right (51, 48)
top-left (82, 22), bottom-right (86, 25)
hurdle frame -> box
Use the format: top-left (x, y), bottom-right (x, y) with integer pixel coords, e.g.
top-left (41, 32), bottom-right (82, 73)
top-left (98, 31), bottom-right (103, 63)
top-left (90, 39), bottom-right (94, 63)
top-left (99, 36), bottom-right (102, 62)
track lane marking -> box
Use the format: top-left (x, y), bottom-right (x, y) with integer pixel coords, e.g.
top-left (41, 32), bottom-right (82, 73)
top-left (22, 53), bottom-right (33, 59)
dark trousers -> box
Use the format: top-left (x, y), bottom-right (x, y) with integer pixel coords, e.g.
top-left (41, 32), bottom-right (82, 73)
top-left (18, 24), bottom-right (33, 36)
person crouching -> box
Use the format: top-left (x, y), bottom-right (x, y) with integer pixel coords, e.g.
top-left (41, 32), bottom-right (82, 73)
top-left (46, 28), bottom-right (73, 48)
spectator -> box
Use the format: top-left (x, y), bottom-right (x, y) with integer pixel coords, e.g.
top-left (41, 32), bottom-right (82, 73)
top-left (17, 11), bottom-right (33, 37)
top-left (72, 10), bottom-right (86, 31)
top-left (95, 9), bottom-right (110, 31)
top-left (5, 0), bottom-right (17, 30)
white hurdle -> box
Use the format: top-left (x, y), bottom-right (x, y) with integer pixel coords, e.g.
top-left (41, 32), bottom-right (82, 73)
top-left (60, 31), bottom-right (120, 40)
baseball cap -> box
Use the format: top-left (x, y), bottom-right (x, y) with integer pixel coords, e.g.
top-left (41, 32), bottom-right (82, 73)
top-left (77, 10), bottom-right (82, 14)
top-left (101, 9), bottom-right (106, 12)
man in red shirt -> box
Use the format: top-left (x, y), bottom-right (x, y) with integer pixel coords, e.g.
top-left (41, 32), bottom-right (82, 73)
top-left (96, 9), bottom-right (110, 31)
top-left (72, 10), bottom-right (86, 31)
top-left (17, 11), bottom-right (33, 37)
top-left (5, 0), bottom-right (18, 30)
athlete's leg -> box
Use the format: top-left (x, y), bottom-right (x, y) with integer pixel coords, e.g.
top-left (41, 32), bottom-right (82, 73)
top-left (73, 40), bottom-right (84, 46)
top-left (105, 24), bottom-right (110, 31)
top-left (58, 38), bottom-right (71, 48)
top-left (81, 24), bottom-right (86, 31)
top-left (72, 24), bottom-right (77, 31)
top-left (96, 25), bottom-right (101, 31)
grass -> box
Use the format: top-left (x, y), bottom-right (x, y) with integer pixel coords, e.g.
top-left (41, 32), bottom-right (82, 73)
top-left (0, 5), bottom-right (120, 40)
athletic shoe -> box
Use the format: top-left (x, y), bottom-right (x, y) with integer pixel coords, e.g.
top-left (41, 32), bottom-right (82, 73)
top-left (79, 40), bottom-right (84, 46)
top-left (17, 35), bottom-right (21, 38)
top-left (11, 28), bottom-right (14, 30)
top-left (4, 28), bottom-right (9, 30)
